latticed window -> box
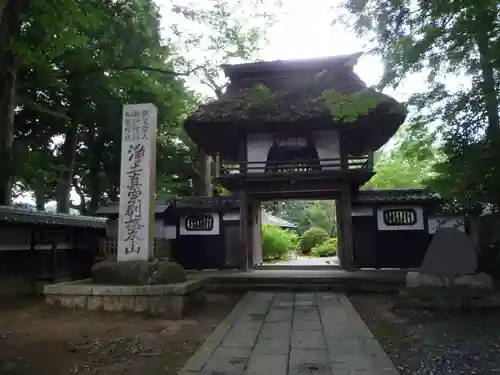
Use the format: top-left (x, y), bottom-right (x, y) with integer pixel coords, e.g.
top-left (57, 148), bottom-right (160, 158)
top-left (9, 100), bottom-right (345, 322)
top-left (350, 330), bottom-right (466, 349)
top-left (382, 208), bottom-right (417, 226)
top-left (185, 215), bottom-right (214, 231)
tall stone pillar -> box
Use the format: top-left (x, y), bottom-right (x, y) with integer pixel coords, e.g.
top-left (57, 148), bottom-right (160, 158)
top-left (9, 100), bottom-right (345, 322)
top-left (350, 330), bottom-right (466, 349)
top-left (117, 103), bottom-right (157, 262)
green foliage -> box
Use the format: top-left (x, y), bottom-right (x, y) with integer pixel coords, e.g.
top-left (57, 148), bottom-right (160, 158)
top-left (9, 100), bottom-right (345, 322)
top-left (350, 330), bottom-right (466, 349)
top-left (320, 89), bottom-right (382, 122)
top-left (311, 237), bottom-right (338, 257)
top-left (261, 224), bottom-right (298, 261)
top-left (167, 0), bottom-right (278, 194)
top-left (338, 0), bottom-right (500, 213)
top-left (3, 0), bottom-right (273, 211)
top-left (248, 84), bottom-right (279, 109)
top-left (3, 0), bottom-right (199, 212)
top-left (363, 124), bottom-right (442, 189)
top-left (299, 227), bottom-right (329, 255)
top-left (263, 200), bottom-right (337, 236)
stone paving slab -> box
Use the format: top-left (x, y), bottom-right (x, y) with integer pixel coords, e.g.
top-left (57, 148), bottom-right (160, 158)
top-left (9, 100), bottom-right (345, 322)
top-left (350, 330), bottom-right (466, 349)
top-left (179, 291), bottom-right (400, 375)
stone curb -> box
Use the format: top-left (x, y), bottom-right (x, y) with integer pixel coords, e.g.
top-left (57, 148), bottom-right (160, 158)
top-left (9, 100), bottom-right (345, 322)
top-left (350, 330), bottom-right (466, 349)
top-left (181, 292), bottom-right (255, 373)
top-left (43, 278), bottom-right (208, 296)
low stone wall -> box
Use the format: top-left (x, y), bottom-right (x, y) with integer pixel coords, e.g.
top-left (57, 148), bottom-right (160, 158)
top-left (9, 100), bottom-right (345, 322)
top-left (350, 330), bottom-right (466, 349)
top-left (44, 278), bottom-right (208, 319)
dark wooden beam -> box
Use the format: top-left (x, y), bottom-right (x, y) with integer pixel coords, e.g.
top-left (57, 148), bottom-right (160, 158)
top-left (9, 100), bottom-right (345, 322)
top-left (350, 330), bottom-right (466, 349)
top-left (336, 202), bottom-right (345, 269)
top-left (340, 183), bottom-right (354, 270)
top-left (218, 170), bottom-right (373, 197)
top-left (239, 191), bottom-right (249, 271)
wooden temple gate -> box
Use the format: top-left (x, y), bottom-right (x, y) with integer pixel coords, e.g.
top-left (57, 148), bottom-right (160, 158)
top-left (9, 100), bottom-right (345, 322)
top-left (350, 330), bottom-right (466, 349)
top-left (183, 54), bottom-right (409, 271)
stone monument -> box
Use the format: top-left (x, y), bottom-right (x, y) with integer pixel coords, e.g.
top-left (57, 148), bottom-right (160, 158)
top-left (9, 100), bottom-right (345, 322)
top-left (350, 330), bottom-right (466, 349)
top-left (401, 227), bottom-right (495, 310)
top-left (118, 103), bottom-right (157, 262)
top-left (91, 103), bottom-right (185, 285)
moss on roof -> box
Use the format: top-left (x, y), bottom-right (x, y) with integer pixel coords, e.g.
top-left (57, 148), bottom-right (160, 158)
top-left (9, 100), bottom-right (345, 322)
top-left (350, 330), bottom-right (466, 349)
top-left (184, 55), bottom-right (407, 158)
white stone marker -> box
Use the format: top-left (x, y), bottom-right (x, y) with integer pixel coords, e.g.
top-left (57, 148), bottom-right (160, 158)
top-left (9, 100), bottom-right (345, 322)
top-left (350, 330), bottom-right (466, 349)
top-left (117, 103), bottom-right (157, 262)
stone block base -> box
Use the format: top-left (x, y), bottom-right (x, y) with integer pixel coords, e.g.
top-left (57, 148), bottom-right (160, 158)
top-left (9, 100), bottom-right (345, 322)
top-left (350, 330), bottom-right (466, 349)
top-left (398, 271), bottom-right (498, 311)
top-left (406, 271), bottom-right (493, 289)
top-left (44, 278), bottom-right (208, 319)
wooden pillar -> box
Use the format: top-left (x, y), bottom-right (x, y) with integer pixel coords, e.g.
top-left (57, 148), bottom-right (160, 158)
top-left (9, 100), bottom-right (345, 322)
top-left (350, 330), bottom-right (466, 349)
top-left (336, 202), bottom-right (345, 268)
top-left (29, 227), bottom-right (37, 293)
top-left (339, 183), bottom-right (354, 270)
top-left (340, 140), bottom-right (348, 170)
top-left (51, 236), bottom-right (58, 283)
top-left (247, 200), bottom-right (254, 269)
top-left (239, 191), bottom-right (249, 271)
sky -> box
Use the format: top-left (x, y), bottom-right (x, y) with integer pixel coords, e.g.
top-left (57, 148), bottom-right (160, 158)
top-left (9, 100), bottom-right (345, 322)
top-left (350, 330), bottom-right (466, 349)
top-left (15, 0), bottom-right (462, 209)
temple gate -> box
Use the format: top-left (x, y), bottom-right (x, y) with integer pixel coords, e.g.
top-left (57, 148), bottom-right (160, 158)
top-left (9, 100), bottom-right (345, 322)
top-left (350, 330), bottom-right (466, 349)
top-left (184, 54), bottom-right (407, 270)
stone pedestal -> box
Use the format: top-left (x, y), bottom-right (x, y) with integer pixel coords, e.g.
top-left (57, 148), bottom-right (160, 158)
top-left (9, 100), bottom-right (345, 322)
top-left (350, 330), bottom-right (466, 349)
top-left (91, 259), bottom-right (185, 285)
top-left (44, 277), bottom-right (208, 319)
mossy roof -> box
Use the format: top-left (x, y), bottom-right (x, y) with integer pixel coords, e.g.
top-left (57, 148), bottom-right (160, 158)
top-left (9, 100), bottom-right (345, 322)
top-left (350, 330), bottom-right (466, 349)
top-left (184, 54), bottom-right (407, 158)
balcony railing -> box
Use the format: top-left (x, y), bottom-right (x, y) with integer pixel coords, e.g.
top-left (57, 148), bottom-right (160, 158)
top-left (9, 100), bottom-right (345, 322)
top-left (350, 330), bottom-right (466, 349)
top-left (214, 154), bottom-right (373, 177)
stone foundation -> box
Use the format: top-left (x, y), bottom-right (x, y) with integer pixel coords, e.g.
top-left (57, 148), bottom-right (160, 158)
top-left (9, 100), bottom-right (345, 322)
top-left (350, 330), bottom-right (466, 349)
top-left (398, 271), bottom-right (499, 310)
top-left (43, 278), bottom-right (208, 319)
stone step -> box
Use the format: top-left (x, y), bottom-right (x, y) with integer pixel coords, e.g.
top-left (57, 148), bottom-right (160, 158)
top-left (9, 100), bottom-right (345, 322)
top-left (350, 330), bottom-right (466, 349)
top-left (207, 280), bottom-right (403, 293)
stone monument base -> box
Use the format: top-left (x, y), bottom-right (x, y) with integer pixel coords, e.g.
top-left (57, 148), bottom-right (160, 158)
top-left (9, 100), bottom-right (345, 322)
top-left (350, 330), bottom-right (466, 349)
top-left (91, 259), bottom-right (186, 285)
top-left (43, 278), bottom-right (208, 319)
top-left (397, 271), bottom-right (498, 310)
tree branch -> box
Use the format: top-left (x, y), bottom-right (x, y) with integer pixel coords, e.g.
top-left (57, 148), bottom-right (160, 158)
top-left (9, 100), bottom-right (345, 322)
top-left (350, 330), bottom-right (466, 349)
top-left (63, 64), bottom-right (205, 80)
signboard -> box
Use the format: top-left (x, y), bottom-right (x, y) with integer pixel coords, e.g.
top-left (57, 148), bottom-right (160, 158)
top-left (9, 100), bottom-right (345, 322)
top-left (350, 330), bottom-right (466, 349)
top-left (117, 103), bottom-right (157, 262)
top-left (185, 215), bottom-right (214, 231)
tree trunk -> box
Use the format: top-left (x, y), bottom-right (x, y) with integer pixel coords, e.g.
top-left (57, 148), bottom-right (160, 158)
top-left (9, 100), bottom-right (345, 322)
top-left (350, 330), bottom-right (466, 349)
top-left (56, 84), bottom-right (80, 213)
top-left (194, 147), bottom-right (213, 196)
top-left (35, 190), bottom-right (45, 211)
top-left (0, 0), bottom-right (24, 206)
top-left (473, 7), bottom-right (499, 138)
top-left (56, 125), bottom-right (78, 213)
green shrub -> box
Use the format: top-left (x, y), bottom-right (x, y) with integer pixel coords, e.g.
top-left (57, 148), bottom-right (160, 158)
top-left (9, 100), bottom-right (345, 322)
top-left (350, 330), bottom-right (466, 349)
top-left (262, 225), bottom-right (298, 261)
top-left (299, 227), bottom-right (329, 254)
top-left (312, 237), bottom-right (338, 257)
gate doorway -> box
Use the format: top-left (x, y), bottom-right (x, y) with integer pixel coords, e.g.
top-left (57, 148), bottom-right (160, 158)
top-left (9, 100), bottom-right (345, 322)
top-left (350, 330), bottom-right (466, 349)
top-left (259, 199), bottom-right (340, 269)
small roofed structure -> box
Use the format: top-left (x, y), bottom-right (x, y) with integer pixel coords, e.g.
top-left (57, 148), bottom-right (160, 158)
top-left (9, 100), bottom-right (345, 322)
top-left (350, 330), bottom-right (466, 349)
top-left (262, 212), bottom-right (297, 228)
top-left (184, 53), bottom-right (407, 159)
top-left (0, 206), bottom-right (107, 296)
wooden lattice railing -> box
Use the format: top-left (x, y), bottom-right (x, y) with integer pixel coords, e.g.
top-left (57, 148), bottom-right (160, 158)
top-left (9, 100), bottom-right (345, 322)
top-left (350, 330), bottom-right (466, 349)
top-left (216, 155), bottom-right (373, 176)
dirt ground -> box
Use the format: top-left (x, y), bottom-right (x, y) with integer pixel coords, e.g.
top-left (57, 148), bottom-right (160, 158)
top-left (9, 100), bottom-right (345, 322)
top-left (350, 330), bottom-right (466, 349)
top-left (350, 294), bottom-right (500, 375)
top-left (0, 293), bottom-right (242, 375)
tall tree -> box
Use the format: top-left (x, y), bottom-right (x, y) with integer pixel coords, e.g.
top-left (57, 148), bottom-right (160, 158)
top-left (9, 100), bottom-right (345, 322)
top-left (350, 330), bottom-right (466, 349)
top-left (12, 0), bottom-right (197, 212)
top-left (169, 0), bottom-right (280, 196)
top-left (338, 0), bottom-right (500, 210)
top-left (0, 0), bottom-right (102, 206)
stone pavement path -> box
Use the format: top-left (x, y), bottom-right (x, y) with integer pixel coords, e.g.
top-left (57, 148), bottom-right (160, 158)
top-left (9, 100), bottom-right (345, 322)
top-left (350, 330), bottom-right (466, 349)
top-left (180, 292), bottom-right (400, 375)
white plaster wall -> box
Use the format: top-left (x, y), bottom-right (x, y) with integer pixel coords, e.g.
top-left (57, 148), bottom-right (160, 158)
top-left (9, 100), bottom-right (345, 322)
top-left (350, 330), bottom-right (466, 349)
top-left (377, 206), bottom-right (424, 231)
top-left (351, 207), bottom-right (374, 217)
top-left (223, 212), bottom-right (240, 221)
top-left (312, 130), bottom-right (340, 170)
top-left (246, 133), bottom-right (274, 173)
top-left (428, 216), bottom-right (465, 234)
top-left (154, 220), bottom-right (164, 238)
top-left (164, 225), bottom-right (177, 239)
top-left (179, 213), bottom-right (220, 236)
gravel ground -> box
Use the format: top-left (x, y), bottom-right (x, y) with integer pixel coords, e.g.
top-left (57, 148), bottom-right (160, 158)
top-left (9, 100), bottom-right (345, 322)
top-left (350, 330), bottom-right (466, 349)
top-left (0, 293), bottom-right (242, 375)
top-left (350, 294), bottom-right (500, 375)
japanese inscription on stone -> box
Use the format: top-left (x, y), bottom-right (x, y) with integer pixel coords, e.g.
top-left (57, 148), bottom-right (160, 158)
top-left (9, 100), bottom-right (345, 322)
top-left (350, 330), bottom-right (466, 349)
top-left (117, 103), bottom-right (157, 262)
